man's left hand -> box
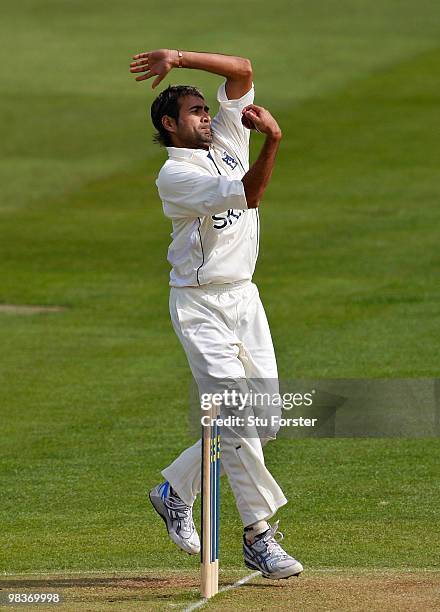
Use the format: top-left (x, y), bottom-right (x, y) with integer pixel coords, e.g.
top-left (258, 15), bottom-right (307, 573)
top-left (130, 49), bottom-right (177, 88)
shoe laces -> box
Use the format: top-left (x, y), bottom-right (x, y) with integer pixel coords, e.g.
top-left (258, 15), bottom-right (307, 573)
top-left (165, 490), bottom-right (194, 528)
top-left (262, 521), bottom-right (288, 558)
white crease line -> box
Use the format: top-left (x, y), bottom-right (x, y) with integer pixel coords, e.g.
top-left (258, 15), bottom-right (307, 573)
top-left (182, 572), bottom-right (261, 612)
top-left (2, 567), bottom-right (439, 577)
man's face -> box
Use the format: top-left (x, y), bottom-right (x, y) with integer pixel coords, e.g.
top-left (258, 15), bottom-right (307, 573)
top-left (167, 95), bottom-right (212, 150)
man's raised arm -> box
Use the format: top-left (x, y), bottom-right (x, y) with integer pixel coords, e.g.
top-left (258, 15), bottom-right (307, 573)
top-left (130, 48), bottom-right (252, 99)
top-left (240, 104), bottom-right (282, 209)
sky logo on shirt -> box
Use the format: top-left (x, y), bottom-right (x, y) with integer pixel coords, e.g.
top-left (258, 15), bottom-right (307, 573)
top-left (212, 209), bottom-right (242, 230)
top-left (222, 151), bottom-right (238, 170)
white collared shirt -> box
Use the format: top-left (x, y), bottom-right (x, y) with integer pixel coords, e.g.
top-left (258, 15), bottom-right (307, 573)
top-left (156, 82), bottom-right (259, 287)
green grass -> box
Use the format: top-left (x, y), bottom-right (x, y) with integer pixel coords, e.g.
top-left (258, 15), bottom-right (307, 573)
top-left (1, 0), bottom-right (439, 587)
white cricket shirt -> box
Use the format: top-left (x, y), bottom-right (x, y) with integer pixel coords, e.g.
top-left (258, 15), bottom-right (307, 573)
top-left (156, 82), bottom-right (260, 287)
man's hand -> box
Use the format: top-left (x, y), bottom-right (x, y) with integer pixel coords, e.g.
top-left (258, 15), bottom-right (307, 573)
top-left (130, 49), bottom-right (178, 88)
top-left (241, 105), bottom-right (282, 140)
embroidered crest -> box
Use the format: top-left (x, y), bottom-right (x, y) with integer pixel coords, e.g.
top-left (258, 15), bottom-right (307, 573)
top-left (221, 151), bottom-right (238, 170)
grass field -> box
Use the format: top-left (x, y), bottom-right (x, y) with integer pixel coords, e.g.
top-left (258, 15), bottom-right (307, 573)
top-left (1, 0), bottom-right (439, 609)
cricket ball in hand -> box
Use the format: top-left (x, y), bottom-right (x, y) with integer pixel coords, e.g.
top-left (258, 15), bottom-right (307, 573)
top-left (241, 112), bottom-right (256, 130)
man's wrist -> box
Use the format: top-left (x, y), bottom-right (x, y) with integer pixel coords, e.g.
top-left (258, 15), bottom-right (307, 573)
top-left (266, 129), bottom-right (282, 142)
top-left (172, 49), bottom-right (184, 68)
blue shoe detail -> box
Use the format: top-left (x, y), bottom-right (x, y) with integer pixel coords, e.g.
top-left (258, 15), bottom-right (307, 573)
top-left (159, 481), bottom-right (169, 500)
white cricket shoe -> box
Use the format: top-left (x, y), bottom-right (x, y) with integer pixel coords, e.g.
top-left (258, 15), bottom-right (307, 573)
top-left (243, 521), bottom-right (303, 579)
top-left (149, 482), bottom-right (200, 555)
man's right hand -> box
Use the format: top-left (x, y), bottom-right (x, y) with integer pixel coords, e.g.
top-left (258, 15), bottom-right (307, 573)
top-left (242, 105), bottom-right (282, 140)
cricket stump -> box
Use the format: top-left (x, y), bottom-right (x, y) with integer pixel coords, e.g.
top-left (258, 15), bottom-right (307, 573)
top-left (201, 402), bottom-right (220, 598)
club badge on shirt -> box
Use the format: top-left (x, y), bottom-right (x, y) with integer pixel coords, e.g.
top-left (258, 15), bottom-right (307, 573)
top-left (221, 151), bottom-right (238, 170)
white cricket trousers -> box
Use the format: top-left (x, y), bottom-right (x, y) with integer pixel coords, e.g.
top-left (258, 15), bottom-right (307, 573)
top-left (162, 280), bottom-right (287, 526)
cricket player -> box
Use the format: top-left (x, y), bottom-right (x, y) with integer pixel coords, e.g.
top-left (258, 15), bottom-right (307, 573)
top-left (130, 48), bottom-right (303, 579)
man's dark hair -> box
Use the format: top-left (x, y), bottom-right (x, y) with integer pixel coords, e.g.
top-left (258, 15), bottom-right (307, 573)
top-left (150, 85), bottom-right (205, 147)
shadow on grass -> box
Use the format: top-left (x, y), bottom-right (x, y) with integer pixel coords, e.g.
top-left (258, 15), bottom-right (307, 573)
top-left (0, 574), bottom-right (198, 589)
top-left (0, 573), bottom-right (276, 608)
top-left (0, 574), bottom-right (203, 607)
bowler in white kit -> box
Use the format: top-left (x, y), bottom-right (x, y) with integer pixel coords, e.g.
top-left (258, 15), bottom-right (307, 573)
top-left (130, 48), bottom-right (303, 579)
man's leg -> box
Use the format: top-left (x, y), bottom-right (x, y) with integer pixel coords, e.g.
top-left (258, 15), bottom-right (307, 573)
top-left (235, 282), bottom-right (282, 444)
top-left (160, 284), bottom-right (287, 524)
top-left (234, 282), bottom-right (303, 578)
